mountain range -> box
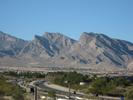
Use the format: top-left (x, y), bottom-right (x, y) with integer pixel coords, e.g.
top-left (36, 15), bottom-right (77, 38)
top-left (0, 31), bottom-right (133, 72)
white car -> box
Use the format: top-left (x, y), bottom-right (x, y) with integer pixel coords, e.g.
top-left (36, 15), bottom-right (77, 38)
top-left (75, 96), bottom-right (84, 100)
top-left (40, 96), bottom-right (46, 99)
top-left (57, 98), bottom-right (68, 100)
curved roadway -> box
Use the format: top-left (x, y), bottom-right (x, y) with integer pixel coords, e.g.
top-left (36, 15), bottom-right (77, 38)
top-left (29, 80), bottom-right (121, 100)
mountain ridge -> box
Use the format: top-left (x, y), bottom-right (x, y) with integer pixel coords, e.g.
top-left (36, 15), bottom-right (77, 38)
top-left (0, 31), bottom-right (133, 72)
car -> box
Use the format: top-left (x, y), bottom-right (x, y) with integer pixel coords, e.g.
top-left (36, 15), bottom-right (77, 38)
top-left (57, 98), bottom-right (68, 100)
top-left (75, 96), bottom-right (84, 100)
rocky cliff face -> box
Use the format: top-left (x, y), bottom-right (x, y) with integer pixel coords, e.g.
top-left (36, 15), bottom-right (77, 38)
top-left (0, 31), bottom-right (133, 71)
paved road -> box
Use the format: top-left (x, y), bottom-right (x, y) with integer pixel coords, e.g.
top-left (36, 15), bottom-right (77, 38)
top-left (29, 80), bottom-right (122, 100)
top-left (31, 80), bottom-right (87, 99)
top-left (43, 82), bottom-right (84, 95)
top-left (40, 82), bottom-right (122, 100)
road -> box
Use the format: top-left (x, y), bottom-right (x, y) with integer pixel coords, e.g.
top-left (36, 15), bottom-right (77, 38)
top-left (31, 80), bottom-right (122, 100)
top-left (30, 80), bottom-right (87, 100)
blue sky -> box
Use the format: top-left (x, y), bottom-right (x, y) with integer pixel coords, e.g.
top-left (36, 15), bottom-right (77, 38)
top-left (0, 0), bottom-right (133, 42)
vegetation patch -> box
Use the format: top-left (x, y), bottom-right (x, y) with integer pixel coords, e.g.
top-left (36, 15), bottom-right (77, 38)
top-left (0, 75), bottom-right (25, 100)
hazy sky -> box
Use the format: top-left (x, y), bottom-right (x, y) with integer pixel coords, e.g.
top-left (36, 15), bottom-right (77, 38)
top-left (0, 0), bottom-right (133, 42)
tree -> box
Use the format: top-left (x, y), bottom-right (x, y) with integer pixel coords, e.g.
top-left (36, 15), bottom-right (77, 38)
top-left (113, 77), bottom-right (131, 87)
top-left (89, 77), bottom-right (115, 95)
top-left (12, 92), bottom-right (24, 100)
top-left (48, 91), bottom-right (56, 100)
top-left (125, 88), bottom-right (133, 100)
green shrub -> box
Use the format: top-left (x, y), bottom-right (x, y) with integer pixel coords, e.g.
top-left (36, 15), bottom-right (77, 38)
top-left (125, 88), bottom-right (133, 100)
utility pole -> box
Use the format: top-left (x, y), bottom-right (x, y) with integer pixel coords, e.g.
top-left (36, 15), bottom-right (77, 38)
top-left (68, 82), bottom-right (70, 100)
top-left (65, 69), bottom-right (71, 100)
top-left (34, 86), bottom-right (37, 100)
top-left (64, 80), bottom-right (71, 100)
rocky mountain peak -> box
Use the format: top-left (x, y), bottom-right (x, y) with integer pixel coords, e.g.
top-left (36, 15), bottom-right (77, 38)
top-left (43, 32), bottom-right (76, 48)
top-left (79, 32), bottom-right (98, 45)
top-left (20, 32), bottom-right (77, 57)
top-left (44, 32), bottom-right (64, 39)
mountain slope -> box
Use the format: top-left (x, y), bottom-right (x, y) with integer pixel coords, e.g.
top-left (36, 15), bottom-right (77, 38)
top-left (0, 31), bottom-right (28, 57)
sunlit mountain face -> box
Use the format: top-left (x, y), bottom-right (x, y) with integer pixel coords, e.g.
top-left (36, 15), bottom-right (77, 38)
top-left (0, 31), bottom-right (133, 72)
